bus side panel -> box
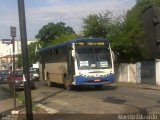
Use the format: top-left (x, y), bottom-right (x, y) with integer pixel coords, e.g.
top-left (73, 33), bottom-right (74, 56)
top-left (45, 62), bottom-right (67, 84)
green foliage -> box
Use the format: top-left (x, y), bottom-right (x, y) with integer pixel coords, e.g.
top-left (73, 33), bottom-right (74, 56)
top-left (110, 0), bottom-right (160, 62)
top-left (50, 34), bottom-right (81, 46)
top-left (28, 42), bottom-right (39, 66)
top-left (30, 0), bottom-right (160, 64)
top-left (83, 11), bottom-right (113, 38)
top-left (82, 0), bottom-right (160, 63)
top-left (35, 22), bottom-right (75, 47)
top-left (16, 41), bottom-right (40, 68)
top-left (17, 22), bottom-right (76, 67)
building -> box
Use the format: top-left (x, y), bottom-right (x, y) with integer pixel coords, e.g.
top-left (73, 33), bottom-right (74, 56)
top-left (142, 6), bottom-right (160, 58)
top-left (0, 39), bottom-right (35, 70)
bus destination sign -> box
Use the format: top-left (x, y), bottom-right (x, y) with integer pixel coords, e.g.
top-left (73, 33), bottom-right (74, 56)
top-left (76, 42), bottom-right (107, 46)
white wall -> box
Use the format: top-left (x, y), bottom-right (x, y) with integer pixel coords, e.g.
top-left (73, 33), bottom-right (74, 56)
top-left (117, 62), bottom-right (160, 86)
top-left (117, 63), bottom-right (137, 83)
top-left (0, 39), bottom-right (35, 57)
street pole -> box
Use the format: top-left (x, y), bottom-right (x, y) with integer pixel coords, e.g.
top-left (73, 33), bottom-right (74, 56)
top-left (12, 36), bottom-right (16, 111)
top-left (10, 26), bottom-right (17, 112)
top-left (17, 0), bottom-right (33, 120)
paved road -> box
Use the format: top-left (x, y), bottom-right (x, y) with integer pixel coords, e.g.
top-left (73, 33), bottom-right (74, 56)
top-left (14, 80), bottom-right (160, 115)
top-left (1, 81), bottom-right (160, 120)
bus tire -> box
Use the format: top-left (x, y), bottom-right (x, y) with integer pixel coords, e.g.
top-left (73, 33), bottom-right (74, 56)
top-left (47, 72), bottom-right (53, 87)
top-left (47, 80), bottom-right (53, 87)
top-left (94, 85), bottom-right (102, 89)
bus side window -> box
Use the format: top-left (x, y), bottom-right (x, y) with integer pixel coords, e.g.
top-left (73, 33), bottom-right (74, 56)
top-left (55, 49), bottom-right (58, 55)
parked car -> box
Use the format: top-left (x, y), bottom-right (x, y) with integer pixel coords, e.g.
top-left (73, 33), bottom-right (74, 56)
top-left (30, 70), bottom-right (39, 81)
top-left (8, 70), bottom-right (35, 91)
top-left (0, 70), bottom-right (10, 84)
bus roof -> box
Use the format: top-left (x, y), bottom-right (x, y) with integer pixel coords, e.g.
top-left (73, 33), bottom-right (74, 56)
top-left (39, 38), bottom-right (109, 52)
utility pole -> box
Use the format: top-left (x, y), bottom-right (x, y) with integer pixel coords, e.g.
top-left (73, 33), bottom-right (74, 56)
top-left (12, 35), bottom-right (16, 111)
top-left (17, 0), bottom-right (33, 120)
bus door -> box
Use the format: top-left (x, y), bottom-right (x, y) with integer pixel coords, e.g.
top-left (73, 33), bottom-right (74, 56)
top-left (67, 45), bottom-right (75, 84)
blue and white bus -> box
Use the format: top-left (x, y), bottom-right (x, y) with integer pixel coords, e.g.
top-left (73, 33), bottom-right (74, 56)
top-left (39, 38), bottom-right (115, 90)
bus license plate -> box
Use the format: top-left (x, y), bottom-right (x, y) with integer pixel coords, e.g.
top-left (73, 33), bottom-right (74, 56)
top-left (94, 79), bottom-right (101, 82)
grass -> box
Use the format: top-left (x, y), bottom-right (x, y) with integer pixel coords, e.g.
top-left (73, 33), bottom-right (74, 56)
top-left (16, 94), bottom-right (38, 111)
top-left (16, 94), bottom-right (25, 104)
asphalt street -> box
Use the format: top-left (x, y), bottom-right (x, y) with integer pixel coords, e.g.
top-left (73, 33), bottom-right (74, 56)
top-left (0, 81), bottom-right (160, 120)
top-left (16, 80), bottom-right (160, 114)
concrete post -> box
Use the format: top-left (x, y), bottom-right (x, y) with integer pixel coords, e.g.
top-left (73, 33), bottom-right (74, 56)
top-left (136, 62), bottom-right (141, 84)
top-left (156, 59), bottom-right (160, 85)
top-left (127, 64), bottom-right (130, 82)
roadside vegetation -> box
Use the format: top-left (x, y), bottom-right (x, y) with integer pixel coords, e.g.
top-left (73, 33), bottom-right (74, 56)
top-left (16, 0), bottom-right (160, 67)
top-left (0, 85), bottom-right (37, 111)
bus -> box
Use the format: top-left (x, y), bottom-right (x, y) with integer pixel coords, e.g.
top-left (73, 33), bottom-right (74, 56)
top-left (39, 38), bottom-right (115, 90)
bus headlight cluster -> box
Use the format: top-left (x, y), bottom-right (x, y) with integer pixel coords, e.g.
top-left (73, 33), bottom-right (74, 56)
top-left (79, 72), bottom-right (109, 77)
top-left (99, 74), bottom-right (108, 77)
top-left (83, 75), bottom-right (89, 77)
top-left (79, 73), bottom-right (90, 77)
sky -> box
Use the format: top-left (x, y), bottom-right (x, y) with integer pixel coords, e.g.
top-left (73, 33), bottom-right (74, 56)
top-left (0, 0), bottom-right (136, 40)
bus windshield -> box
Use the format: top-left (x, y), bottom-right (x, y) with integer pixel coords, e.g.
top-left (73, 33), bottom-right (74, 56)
top-left (76, 47), bottom-right (112, 69)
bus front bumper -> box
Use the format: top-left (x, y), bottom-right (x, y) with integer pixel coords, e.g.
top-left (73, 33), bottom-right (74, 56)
top-left (82, 81), bottom-right (112, 85)
top-left (75, 74), bottom-right (115, 86)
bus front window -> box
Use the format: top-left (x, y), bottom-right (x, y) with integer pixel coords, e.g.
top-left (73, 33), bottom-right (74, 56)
top-left (76, 47), bottom-right (112, 69)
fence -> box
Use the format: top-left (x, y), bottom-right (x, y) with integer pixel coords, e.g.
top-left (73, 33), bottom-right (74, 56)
top-left (116, 59), bottom-right (160, 86)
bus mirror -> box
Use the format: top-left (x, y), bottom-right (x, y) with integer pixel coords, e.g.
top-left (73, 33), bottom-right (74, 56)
top-left (71, 49), bottom-right (75, 57)
top-left (112, 51), bottom-right (115, 62)
top-left (72, 56), bottom-right (75, 61)
top-left (69, 46), bottom-right (73, 50)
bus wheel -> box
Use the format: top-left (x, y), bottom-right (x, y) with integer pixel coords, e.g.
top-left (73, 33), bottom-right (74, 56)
top-left (64, 79), bottom-right (72, 90)
top-left (94, 85), bottom-right (102, 89)
top-left (47, 75), bottom-right (53, 87)
top-left (47, 80), bottom-right (53, 87)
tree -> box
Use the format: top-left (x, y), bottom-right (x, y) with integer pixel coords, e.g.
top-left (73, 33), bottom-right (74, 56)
top-left (110, 0), bottom-right (160, 62)
top-left (28, 42), bottom-right (39, 66)
top-left (50, 34), bottom-right (81, 45)
top-left (35, 22), bottom-right (75, 47)
top-left (83, 11), bottom-right (113, 38)
top-left (16, 41), bottom-right (40, 68)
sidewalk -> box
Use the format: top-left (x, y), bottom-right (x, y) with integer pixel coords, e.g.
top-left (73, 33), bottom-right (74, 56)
top-left (116, 82), bottom-right (160, 90)
top-left (0, 84), bottom-right (24, 120)
top-left (0, 84), bottom-right (15, 114)
top-left (0, 84), bottom-right (49, 120)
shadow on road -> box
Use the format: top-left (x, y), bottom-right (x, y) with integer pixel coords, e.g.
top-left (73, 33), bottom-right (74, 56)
top-left (39, 80), bottom-right (118, 92)
top-left (34, 89), bottom-right (65, 104)
top-left (73, 85), bottom-right (118, 92)
top-left (104, 96), bottom-right (127, 104)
